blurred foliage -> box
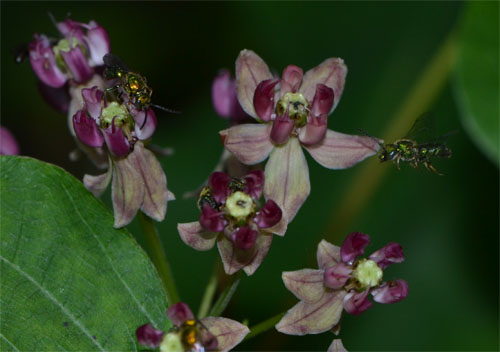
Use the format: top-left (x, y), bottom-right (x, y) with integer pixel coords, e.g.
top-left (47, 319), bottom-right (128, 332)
top-left (454, 1), bottom-right (499, 165)
top-left (1, 1), bottom-right (498, 351)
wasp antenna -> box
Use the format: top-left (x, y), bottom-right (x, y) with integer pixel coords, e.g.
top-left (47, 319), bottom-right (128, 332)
top-left (151, 104), bottom-right (181, 114)
top-left (47, 12), bottom-right (58, 29)
top-left (357, 128), bottom-right (386, 151)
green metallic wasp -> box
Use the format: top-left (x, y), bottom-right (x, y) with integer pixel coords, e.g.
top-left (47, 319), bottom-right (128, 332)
top-left (103, 53), bottom-right (179, 129)
top-left (362, 113), bottom-right (453, 175)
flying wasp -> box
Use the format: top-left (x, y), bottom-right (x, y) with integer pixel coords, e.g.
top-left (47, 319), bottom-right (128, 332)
top-left (197, 186), bottom-right (219, 211)
top-left (361, 113), bottom-right (453, 175)
top-left (103, 53), bottom-right (179, 129)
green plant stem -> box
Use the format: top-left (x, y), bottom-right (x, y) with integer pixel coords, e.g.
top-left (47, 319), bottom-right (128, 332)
top-left (244, 311), bottom-right (286, 341)
top-left (197, 260), bottom-right (220, 319)
top-left (208, 271), bottom-right (243, 317)
top-left (138, 211), bottom-right (180, 306)
top-left (324, 32), bottom-right (457, 244)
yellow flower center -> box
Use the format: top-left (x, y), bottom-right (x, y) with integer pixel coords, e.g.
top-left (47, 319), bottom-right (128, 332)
top-left (101, 102), bottom-right (132, 130)
top-left (159, 332), bottom-right (183, 352)
top-left (275, 92), bottom-right (310, 126)
top-left (225, 191), bottom-right (255, 221)
top-left (353, 259), bottom-right (383, 289)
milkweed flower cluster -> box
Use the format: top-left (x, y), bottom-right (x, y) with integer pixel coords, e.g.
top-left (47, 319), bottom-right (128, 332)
top-left (136, 302), bottom-right (249, 352)
top-left (178, 170), bottom-right (284, 275)
top-left (29, 17), bottom-right (109, 88)
top-left (220, 50), bottom-right (380, 224)
top-left (276, 233), bottom-right (408, 335)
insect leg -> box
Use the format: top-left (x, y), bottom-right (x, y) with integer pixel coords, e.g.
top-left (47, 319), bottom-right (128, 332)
top-left (395, 156), bottom-right (401, 170)
top-left (140, 108), bottom-right (148, 130)
top-left (424, 161), bottom-right (443, 176)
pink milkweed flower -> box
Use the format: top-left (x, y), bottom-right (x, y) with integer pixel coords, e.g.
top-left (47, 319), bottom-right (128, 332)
top-left (136, 302), bottom-right (249, 352)
top-left (178, 170), bottom-right (285, 275)
top-left (276, 234), bottom-right (408, 335)
top-left (220, 50), bottom-right (380, 225)
top-left (212, 69), bottom-right (249, 123)
top-left (328, 339), bottom-right (348, 352)
top-left (29, 16), bottom-right (110, 88)
top-left (0, 126), bottom-right (20, 155)
top-left (72, 86), bottom-right (172, 228)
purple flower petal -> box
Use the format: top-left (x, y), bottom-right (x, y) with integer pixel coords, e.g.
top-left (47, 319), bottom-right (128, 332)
top-left (86, 21), bottom-right (110, 66)
top-left (235, 50), bottom-right (273, 119)
top-left (60, 46), bottom-right (93, 84)
top-left (298, 115), bottom-right (328, 146)
top-left (303, 129), bottom-right (380, 169)
top-left (220, 124), bottom-right (273, 165)
top-left (311, 84), bottom-right (334, 117)
top-left (276, 290), bottom-right (346, 335)
top-left (270, 113), bottom-right (295, 145)
top-left (264, 138), bottom-right (310, 224)
top-left (132, 107), bottom-right (157, 140)
top-left (136, 323), bottom-right (164, 348)
top-left (200, 317), bottom-right (250, 352)
top-left (73, 109), bottom-right (105, 148)
top-left (300, 58), bottom-right (347, 113)
top-left (102, 120), bottom-right (130, 157)
top-left (208, 172), bottom-right (231, 203)
top-left (166, 302), bottom-right (194, 326)
top-left (255, 200), bottom-right (282, 229)
top-left (371, 279), bottom-right (409, 304)
top-left (29, 34), bottom-right (66, 88)
top-left (253, 78), bottom-right (279, 122)
top-left (243, 170), bottom-right (264, 199)
top-left (81, 86), bottom-right (103, 120)
top-left (317, 239), bottom-right (341, 270)
top-left (324, 263), bottom-right (352, 290)
top-left (242, 231), bottom-right (273, 276)
top-left (128, 142), bottom-right (168, 222)
top-left (111, 155), bottom-right (145, 228)
top-left (212, 69), bottom-right (247, 120)
top-left (340, 232), bottom-right (370, 264)
top-left (0, 127), bottom-right (20, 155)
top-left (281, 65), bottom-right (303, 94)
top-left (178, 221), bottom-right (218, 251)
top-left (232, 226), bottom-right (258, 250)
top-left (282, 269), bottom-right (325, 303)
top-left (199, 205), bottom-right (226, 232)
top-left (343, 289), bottom-right (373, 315)
top-left (369, 242), bottom-right (405, 270)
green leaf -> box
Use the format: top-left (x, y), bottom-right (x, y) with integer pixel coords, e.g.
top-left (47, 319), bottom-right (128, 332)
top-left (0, 156), bottom-right (171, 351)
top-left (454, 1), bottom-right (500, 165)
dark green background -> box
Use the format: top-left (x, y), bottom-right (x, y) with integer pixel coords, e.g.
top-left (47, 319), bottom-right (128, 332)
top-left (1, 1), bottom-right (498, 351)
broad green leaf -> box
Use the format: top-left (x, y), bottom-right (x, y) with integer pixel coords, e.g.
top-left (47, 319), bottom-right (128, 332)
top-left (0, 156), bottom-right (171, 351)
top-left (454, 1), bottom-right (500, 165)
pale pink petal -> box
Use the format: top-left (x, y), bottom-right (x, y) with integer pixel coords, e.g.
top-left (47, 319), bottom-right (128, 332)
top-left (282, 269), bottom-right (325, 303)
top-left (128, 142), bottom-right (168, 222)
top-left (316, 239), bottom-right (341, 270)
top-left (304, 129), bottom-right (379, 169)
top-left (178, 222), bottom-right (217, 251)
top-left (111, 156), bottom-right (145, 228)
top-left (264, 138), bottom-right (310, 223)
top-left (300, 58), bottom-right (347, 113)
top-left (167, 302), bottom-right (194, 326)
top-left (217, 236), bottom-right (248, 275)
top-left (243, 231), bottom-right (273, 276)
top-left (83, 163), bottom-right (112, 197)
top-left (220, 124), bottom-right (273, 165)
top-left (235, 49), bottom-right (273, 119)
top-left (275, 290), bottom-right (346, 335)
top-left (200, 317), bottom-right (250, 352)
top-left (281, 65), bottom-right (303, 94)
top-left (327, 339), bottom-right (348, 352)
